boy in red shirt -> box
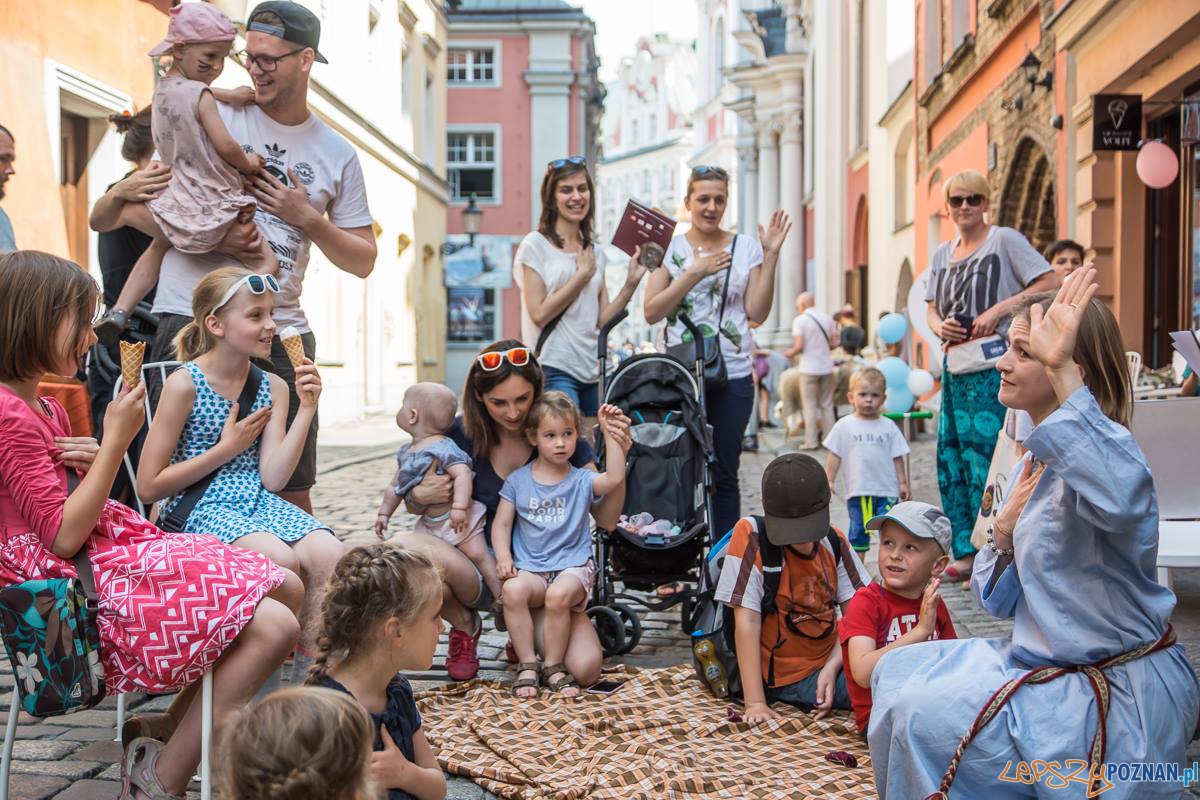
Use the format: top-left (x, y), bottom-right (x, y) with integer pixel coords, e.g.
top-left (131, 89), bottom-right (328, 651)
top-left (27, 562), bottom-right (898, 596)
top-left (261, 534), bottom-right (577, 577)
top-left (839, 501), bottom-right (957, 734)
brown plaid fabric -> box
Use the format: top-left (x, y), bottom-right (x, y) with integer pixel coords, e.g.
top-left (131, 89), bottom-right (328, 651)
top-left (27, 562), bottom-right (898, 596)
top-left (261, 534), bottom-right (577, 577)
top-left (416, 664), bottom-right (876, 799)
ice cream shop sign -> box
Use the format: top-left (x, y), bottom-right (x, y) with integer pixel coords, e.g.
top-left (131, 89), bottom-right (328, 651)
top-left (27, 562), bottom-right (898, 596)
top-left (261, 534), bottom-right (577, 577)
top-left (1093, 94), bottom-right (1142, 151)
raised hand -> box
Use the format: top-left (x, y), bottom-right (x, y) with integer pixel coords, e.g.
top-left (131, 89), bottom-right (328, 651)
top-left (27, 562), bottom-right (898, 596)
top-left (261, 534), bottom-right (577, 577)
top-left (758, 209), bottom-right (792, 255)
top-left (993, 458), bottom-right (1045, 552)
top-left (915, 577), bottom-right (941, 638)
top-left (1027, 267), bottom-right (1098, 371)
top-left (693, 247), bottom-right (732, 278)
top-left (104, 384), bottom-right (146, 448)
top-left (294, 360), bottom-right (322, 408)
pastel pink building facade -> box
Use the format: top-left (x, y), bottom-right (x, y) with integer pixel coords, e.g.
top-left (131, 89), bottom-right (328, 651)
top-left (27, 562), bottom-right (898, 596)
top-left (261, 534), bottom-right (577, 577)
top-left (443, 0), bottom-right (602, 390)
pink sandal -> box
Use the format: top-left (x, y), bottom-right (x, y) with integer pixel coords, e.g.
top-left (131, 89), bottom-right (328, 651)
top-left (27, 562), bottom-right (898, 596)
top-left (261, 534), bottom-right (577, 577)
top-left (120, 736), bottom-right (185, 800)
top-left (941, 564), bottom-right (973, 583)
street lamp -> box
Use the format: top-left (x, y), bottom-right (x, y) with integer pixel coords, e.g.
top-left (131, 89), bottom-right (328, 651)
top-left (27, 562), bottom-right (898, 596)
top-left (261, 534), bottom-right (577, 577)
top-left (1020, 52), bottom-right (1053, 92)
top-left (462, 194), bottom-right (482, 246)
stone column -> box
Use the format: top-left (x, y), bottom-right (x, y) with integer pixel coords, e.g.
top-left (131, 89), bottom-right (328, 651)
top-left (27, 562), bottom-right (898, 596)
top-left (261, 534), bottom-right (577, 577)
top-left (756, 122), bottom-right (782, 339)
top-left (774, 112), bottom-right (804, 346)
top-left (736, 137), bottom-right (759, 237)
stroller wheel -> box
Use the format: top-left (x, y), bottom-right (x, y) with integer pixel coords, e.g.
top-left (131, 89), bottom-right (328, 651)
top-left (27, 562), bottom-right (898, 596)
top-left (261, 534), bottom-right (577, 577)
top-left (587, 606), bottom-right (627, 657)
top-left (609, 604), bottom-right (643, 655)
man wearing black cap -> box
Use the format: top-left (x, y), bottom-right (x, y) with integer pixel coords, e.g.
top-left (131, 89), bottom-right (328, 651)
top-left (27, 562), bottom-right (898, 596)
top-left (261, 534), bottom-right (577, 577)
top-left (144, 1), bottom-right (377, 515)
top-left (713, 452), bottom-right (866, 724)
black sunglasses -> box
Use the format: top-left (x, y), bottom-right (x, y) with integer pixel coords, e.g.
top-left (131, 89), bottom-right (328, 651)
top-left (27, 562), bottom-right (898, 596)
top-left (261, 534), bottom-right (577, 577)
top-left (948, 193), bottom-right (985, 208)
top-left (548, 155), bottom-right (587, 170)
top-left (692, 165), bottom-right (729, 179)
top-left (236, 47), bottom-right (306, 73)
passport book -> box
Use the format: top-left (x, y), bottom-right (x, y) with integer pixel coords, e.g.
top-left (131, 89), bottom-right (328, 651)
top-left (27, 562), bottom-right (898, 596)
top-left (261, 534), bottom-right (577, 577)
top-left (611, 198), bottom-right (676, 269)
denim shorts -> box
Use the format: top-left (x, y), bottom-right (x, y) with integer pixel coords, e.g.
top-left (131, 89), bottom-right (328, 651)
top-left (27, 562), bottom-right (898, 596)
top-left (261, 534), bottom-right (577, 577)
top-left (542, 365), bottom-right (599, 416)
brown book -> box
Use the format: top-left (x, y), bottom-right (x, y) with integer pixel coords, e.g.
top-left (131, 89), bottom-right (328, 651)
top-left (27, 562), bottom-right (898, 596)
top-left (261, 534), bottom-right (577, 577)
top-left (610, 198), bottom-right (676, 268)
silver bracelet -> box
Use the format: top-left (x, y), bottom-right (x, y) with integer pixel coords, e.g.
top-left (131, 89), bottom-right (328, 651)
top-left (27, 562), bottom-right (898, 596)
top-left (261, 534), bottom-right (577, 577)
top-left (986, 526), bottom-right (1014, 557)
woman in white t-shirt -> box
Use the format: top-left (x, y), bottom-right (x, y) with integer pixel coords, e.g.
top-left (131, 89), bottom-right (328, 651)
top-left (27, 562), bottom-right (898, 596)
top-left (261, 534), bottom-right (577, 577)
top-left (644, 165), bottom-right (792, 541)
top-left (514, 157), bottom-right (647, 425)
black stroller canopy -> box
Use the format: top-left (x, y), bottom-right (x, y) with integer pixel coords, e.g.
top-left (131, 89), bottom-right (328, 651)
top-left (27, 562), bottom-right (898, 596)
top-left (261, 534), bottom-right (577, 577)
top-left (605, 354), bottom-right (706, 446)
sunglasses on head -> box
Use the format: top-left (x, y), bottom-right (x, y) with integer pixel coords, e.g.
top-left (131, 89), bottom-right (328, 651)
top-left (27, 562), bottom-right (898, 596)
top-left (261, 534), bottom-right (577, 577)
top-left (692, 165), bottom-right (729, 179)
top-left (948, 193), bottom-right (985, 208)
top-left (213, 273), bottom-right (281, 313)
top-left (476, 347), bottom-right (533, 372)
top-left (548, 155), bottom-right (587, 170)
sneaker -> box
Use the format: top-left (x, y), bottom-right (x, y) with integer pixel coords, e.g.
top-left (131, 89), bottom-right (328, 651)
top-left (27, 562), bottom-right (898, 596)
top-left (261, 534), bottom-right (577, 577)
top-left (94, 308), bottom-right (129, 347)
top-left (445, 619), bottom-right (481, 681)
top-left (741, 435), bottom-right (759, 452)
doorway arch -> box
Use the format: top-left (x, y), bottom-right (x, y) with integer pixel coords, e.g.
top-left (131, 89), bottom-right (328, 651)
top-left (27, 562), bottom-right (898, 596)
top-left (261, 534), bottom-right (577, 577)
top-left (997, 137), bottom-right (1057, 254)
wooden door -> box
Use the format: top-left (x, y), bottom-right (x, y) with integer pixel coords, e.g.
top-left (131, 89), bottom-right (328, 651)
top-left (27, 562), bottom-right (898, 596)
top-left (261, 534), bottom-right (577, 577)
top-left (59, 111), bottom-right (90, 267)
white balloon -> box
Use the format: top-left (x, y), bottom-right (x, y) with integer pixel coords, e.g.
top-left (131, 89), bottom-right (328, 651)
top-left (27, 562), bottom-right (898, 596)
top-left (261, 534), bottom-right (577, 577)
top-left (907, 369), bottom-right (935, 396)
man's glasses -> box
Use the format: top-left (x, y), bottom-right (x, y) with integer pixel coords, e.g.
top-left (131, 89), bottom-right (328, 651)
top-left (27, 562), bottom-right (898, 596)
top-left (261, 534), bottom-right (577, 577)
top-left (476, 347), bottom-right (533, 372)
top-left (548, 155), bottom-right (587, 170)
top-left (236, 47), bottom-right (306, 73)
top-left (692, 165), bottom-right (729, 180)
top-left (948, 193), bottom-right (985, 209)
top-left (213, 273), bottom-right (281, 313)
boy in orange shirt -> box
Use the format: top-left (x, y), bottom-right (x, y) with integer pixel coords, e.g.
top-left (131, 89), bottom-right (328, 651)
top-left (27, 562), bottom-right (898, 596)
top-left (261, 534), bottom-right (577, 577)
top-left (839, 501), bottom-right (957, 733)
top-left (714, 453), bottom-right (868, 724)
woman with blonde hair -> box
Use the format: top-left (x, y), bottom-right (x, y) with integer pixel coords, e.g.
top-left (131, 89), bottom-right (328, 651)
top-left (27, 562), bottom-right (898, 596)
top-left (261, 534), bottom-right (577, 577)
top-left (870, 269), bottom-right (1199, 798)
top-left (924, 169), bottom-right (1056, 579)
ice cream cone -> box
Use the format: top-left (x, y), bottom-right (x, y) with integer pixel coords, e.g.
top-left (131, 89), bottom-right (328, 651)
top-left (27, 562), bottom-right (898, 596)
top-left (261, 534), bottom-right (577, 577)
top-left (119, 341), bottom-right (145, 388)
top-left (278, 325), bottom-right (305, 368)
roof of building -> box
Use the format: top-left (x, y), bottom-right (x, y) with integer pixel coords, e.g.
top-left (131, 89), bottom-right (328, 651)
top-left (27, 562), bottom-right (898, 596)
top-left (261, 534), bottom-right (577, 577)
top-left (449, 0), bottom-right (587, 17)
top-left (751, 7), bottom-right (786, 58)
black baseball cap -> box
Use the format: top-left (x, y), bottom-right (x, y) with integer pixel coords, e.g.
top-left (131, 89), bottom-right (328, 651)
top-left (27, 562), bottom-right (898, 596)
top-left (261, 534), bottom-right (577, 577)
top-left (761, 453), bottom-right (831, 545)
top-left (247, 1), bottom-right (328, 64)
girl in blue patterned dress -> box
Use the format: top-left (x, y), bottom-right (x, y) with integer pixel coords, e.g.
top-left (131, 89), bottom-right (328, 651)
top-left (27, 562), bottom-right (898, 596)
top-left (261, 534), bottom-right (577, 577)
top-left (139, 266), bottom-right (345, 659)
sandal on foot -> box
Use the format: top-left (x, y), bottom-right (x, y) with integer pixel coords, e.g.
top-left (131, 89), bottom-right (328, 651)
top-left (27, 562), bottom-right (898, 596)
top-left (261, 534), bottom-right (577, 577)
top-left (121, 736), bottom-right (185, 800)
top-left (541, 663), bottom-right (579, 695)
top-left (512, 662), bottom-right (540, 697)
top-left (121, 712), bottom-right (178, 749)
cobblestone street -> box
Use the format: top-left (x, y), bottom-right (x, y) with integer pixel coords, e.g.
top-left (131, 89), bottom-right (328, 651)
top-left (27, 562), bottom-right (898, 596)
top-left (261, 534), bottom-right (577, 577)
top-left (2, 420), bottom-right (1200, 798)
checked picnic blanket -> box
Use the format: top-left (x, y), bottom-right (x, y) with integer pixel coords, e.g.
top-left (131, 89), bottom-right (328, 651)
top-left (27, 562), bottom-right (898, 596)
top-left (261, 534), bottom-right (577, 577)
top-left (415, 664), bottom-right (875, 799)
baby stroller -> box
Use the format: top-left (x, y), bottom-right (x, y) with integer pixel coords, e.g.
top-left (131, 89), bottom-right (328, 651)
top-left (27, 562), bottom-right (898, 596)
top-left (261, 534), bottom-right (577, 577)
top-left (589, 311), bottom-right (715, 656)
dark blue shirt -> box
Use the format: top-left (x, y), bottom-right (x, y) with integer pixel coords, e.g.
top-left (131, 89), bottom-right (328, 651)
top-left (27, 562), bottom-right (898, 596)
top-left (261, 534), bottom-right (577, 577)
top-left (317, 674), bottom-right (421, 800)
top-left (447, 415), bottom-right (596, 542)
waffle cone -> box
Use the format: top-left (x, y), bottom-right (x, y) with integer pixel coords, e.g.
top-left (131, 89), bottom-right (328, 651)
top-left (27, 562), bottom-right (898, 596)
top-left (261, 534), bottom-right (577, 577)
top-left (119, 341), bottom-right (145, 388)
top-left (281, 335), bottom-right (306, 368)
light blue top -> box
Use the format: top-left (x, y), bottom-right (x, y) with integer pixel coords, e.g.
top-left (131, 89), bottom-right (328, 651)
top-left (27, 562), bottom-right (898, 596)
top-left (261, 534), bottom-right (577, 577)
top-left (392, 438), bottom-right (472, 500)
top-left (500, 464), bottom-right (599, 572)
top-left (0, 206), bottom-right (15, 254)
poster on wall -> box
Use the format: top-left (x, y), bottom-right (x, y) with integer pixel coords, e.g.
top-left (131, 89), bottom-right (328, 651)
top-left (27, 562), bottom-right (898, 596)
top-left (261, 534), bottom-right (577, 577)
top-left (444, 235), bottom-right (513, 289)
top-left (447, 287), bottom-right (495, 343)
top-left (1093, 94), bottom-right (1142, 151)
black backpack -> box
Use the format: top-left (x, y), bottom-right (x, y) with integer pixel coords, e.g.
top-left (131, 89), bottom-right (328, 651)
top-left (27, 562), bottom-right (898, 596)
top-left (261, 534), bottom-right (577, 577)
top-left (690, 516), bottom-right (842, 700)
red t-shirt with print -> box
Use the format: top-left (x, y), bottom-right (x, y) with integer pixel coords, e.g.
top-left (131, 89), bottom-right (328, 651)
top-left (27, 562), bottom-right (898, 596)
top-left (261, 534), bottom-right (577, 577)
top-left (839, 582), bottom-right (957, 732)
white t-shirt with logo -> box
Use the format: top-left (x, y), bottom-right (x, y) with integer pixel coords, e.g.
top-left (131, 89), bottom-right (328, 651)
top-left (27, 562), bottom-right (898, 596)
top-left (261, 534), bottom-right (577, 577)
top-left (513, 232), bottom-right (607, 384)
top-left (822, 414), bottom-right (910, 498)
top-left (792, 309), bottom-right (836, 375)
top-left (153, 104), bottom-right (373, 333)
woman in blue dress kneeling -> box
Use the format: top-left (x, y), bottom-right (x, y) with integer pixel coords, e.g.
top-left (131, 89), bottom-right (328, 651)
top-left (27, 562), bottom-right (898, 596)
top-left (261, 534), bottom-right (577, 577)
top-left (869, 268), bottom-right (1199, 799)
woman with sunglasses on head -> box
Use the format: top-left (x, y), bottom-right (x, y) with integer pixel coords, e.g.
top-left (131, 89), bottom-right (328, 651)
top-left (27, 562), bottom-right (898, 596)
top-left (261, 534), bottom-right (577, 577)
top-left (925, 170), bottom-right (1057, 583)
top-left (139, 267), bottom-right (345, 687)
top-left (514, 156), bottom-right (648, 433)
top-left (644, 165), bottom-right (792, 545)
top-left (403, 340), bottom-right (633, 682)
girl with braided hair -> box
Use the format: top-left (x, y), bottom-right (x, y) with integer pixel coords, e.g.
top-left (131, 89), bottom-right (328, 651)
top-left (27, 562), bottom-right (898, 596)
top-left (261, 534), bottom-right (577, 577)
top-left (219, 686), bottom-right (375, 800)
top-left (307, 543), bottom-right (448, 800)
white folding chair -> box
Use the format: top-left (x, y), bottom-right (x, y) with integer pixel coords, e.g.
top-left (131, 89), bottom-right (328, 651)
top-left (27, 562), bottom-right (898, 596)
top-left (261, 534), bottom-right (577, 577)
top-left (0, 671), bottom-right (214, 800)
top-left (112, 361), bottom-right (181, 517)
top-left (1131, 397), bottom-right (1200, 589)
top-left (1126, 350), bottom-right (1142, 388)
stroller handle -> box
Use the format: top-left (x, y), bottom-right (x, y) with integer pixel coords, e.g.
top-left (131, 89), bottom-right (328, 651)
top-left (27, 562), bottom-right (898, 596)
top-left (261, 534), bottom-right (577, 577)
top-left (678, 313), bottom-right (704, 362)
top-left (598, 308), bottom-right (629, 360)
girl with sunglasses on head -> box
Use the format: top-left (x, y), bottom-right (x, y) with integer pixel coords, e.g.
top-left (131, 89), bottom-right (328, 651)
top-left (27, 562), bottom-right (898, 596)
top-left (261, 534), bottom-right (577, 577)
top-left (514, 156), bottom-right (647, 434)
top-left (643, 165), bottom-right (792, 548)
top-left (401, 340), bottom-right (632, 683)
top-left (924, 170), bottom-right (1057, 583)
top-left (139, 266), bottom-right (345, 684)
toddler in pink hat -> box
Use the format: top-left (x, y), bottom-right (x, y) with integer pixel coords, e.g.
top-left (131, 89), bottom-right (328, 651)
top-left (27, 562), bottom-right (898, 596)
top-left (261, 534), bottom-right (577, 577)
top-left (94, 2), bottom-right (277, 345)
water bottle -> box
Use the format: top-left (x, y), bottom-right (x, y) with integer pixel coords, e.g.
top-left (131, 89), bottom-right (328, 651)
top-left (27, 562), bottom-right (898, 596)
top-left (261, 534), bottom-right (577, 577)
top-left (692, 635), bottom-right (729, 698)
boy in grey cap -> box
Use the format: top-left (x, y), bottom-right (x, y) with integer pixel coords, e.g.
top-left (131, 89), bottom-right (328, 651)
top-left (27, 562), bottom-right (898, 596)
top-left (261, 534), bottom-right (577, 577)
top-left (838, 501), bottom-right (958, 733)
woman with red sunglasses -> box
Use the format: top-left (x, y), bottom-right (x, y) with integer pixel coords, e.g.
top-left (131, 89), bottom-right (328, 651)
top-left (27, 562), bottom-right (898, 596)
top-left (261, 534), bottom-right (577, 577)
top-left (401, 339), bottom-right (632, 682)
top-left (924, 169), bottom-right (1057, 582)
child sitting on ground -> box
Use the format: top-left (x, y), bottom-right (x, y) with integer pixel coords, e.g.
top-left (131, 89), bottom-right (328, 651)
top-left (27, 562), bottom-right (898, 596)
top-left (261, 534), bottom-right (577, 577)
top-left (715, 453), bottom-right (868, 724)
top-left (308, 544), bottom-right (448, 800)
top-left (493, 392), bottom-right (626, 698)
top-left (220, 686), bottom-right (377, 800)
top-left (839, 501), bottom-right (957, 734)
top-left (94, 2), bottom-right (275, 344)
top-left (374, 383), bottom-right (498, 605)
top-left (824, 367), bottom-right (911, 555)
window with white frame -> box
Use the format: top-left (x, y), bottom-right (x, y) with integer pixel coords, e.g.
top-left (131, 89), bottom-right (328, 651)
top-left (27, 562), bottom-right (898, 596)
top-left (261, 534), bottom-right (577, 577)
top-left (447, 131), bottom-right (497, 201)
top-left (448, 47), bottom-right (495, 85)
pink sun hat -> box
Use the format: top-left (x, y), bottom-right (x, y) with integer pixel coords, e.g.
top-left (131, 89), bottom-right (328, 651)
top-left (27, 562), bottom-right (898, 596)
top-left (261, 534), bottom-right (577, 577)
top-left (148, 3), bottom-right (237, 57)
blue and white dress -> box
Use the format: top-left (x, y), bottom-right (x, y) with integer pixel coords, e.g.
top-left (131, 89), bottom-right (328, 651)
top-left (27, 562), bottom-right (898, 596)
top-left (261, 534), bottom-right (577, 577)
top-left (868, 387), bottom-right (1199, 798)
top-left (163, 362), bottom-right (330, 544)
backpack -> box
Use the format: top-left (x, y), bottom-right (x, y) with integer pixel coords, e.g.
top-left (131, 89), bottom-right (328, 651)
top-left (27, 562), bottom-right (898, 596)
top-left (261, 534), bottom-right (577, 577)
top-left (689, 516), bottom-right (843, 700)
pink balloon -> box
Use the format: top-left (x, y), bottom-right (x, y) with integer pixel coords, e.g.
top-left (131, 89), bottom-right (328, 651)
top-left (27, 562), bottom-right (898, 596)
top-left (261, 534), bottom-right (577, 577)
top-left (1136, 140), bottom-right (1179, 189)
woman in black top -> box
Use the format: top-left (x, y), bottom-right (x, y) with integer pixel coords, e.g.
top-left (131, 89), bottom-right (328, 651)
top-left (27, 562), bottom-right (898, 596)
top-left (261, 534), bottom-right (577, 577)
top-left (405, 339), bottom-right (631, 682)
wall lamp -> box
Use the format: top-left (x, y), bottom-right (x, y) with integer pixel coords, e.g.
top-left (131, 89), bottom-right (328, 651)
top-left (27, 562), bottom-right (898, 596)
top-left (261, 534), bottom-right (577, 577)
top-left (1021, 52), bottom-right (1053, 92)
top-left (443, 194), bottom-right (484, 255)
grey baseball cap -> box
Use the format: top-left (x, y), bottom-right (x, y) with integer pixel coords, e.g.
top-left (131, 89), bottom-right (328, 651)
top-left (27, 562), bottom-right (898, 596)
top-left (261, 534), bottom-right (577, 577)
top-left (866, 501), bottom-right (952, 555)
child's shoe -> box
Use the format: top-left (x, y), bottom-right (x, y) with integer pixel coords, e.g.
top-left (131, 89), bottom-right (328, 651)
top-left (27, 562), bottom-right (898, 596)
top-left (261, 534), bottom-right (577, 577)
top-left (445, 617), bottom-right (481, 681)
top-left (95, 308), bottom-right (130, 347)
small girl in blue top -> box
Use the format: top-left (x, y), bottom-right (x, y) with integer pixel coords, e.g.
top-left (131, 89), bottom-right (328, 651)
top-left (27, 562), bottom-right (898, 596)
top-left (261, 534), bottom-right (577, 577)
top-left (493, 391), bottom-right (626, 697)
top-left (309, 543), bottom-right (448, 800)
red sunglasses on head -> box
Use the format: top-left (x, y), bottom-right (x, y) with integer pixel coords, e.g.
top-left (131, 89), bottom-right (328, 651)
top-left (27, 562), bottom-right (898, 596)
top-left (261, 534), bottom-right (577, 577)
top-left (476, 347), bottom-right (533, 372)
